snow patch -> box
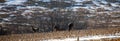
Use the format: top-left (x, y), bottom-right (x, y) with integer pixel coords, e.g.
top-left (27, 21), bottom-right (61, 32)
top-left (43, 35), bottom-right (120, 41)
top-left (5, 0), bottom-right (27, 5)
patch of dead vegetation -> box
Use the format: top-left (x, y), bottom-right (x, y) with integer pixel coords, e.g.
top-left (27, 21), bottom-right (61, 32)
top-left (0, 27), bottom-right (120, 41)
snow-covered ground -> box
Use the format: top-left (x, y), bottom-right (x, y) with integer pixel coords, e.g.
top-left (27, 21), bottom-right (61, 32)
top-left (1, 0), bottom-right (119, 11)
top-left (43, 34), bottom-right (120, 41)
top-left (5, 0), bottom-right (27, 5)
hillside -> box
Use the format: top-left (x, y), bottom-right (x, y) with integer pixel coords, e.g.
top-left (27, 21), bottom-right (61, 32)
top-left (0, 0), bottom-right (120, 41)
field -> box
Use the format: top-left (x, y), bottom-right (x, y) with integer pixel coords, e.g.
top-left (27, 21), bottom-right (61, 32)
top-left (0, 27), bottom-right (120, 41)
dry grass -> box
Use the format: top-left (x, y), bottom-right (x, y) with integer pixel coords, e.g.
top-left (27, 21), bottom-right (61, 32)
top-left (0, 27), bottom-right (120, 41)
